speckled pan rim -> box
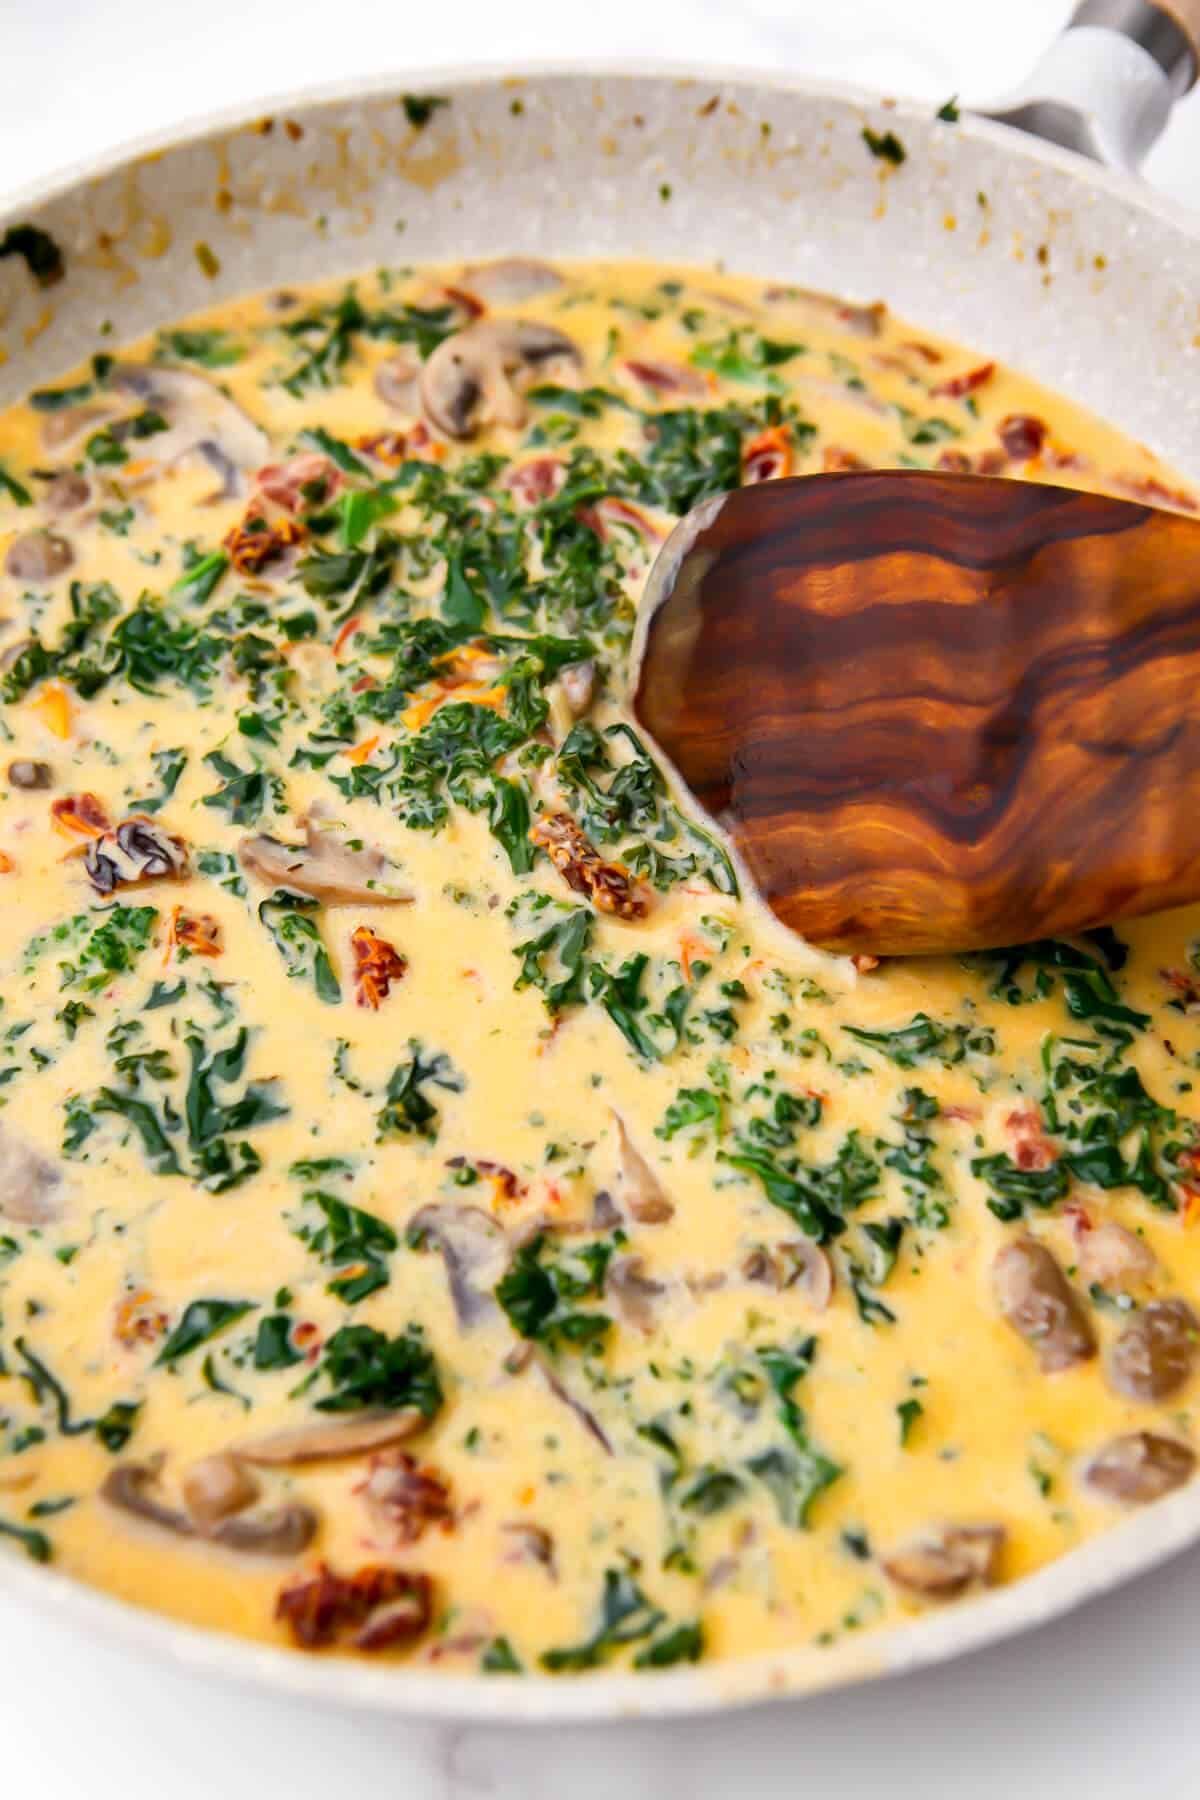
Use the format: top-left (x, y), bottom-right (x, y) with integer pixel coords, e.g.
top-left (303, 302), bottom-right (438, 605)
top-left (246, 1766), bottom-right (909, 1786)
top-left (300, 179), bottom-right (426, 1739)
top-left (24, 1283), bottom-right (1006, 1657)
top-left (1, 57), bottom-right (1198, 241)
top-left (1, 59), bottom-right (1200, 1722)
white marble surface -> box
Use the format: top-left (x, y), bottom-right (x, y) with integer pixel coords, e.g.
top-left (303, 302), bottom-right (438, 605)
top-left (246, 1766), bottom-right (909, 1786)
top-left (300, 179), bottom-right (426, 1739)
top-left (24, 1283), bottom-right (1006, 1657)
top-left (2, 4), bottom-right (1199, 1795)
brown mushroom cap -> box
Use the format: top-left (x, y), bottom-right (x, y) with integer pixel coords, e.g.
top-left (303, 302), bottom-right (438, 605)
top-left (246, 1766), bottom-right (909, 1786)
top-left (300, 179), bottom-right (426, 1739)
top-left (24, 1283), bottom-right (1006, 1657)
top-left (1107, 1298), bottom-right (1199, 1403)
top-left (5, 530), bottom-right (74, 582)
top-left (1083, 1431), bottom-right (1196, 1505)
top-left (238, 820), bottom-right (410, 906)
top-left (235, 1411), bottom-right (426, 1467)
top-left (420, 318), bottom-right (582, 440)
top-left (992, 1235), bottom-right (1096, 1372)
top-left (882, 1524), bottom-right (1005, 1600)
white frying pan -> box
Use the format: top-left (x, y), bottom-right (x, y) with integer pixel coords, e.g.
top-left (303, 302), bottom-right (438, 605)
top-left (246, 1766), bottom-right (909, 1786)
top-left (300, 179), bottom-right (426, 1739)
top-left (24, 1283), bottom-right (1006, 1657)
top-left (1, 0), bottom-right (1200, 1723)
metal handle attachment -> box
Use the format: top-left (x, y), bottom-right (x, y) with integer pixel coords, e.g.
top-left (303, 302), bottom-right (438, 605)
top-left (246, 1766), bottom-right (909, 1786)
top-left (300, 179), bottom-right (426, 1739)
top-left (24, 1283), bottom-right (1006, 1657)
top-left (979, 0), bottom-right (1198, 171)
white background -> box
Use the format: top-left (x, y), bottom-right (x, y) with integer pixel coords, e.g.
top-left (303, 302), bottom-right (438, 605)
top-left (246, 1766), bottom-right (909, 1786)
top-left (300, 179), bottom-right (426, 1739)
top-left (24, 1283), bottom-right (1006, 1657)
top-left (2, 3), bottom-right (1199, 1794)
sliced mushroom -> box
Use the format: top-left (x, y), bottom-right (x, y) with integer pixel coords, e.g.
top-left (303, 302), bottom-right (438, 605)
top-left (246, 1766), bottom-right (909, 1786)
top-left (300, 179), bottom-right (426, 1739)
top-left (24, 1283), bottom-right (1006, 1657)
top-left (108, 363), bottom-right (270, 498)
top-left (238, 819), bottom-right (410, 906)
top-left (611, 1111), bottom-right (674, 1224)
top-left (1083, 1431), bottom-right (1196, 1505)
top-left (992, 1235), bottom-right (1096, 1372)
top-left (557, 660), bottom-right (596, 720)
top-left (590, 1189), bottom-right (621, 1231)
top-left (40, 403), bottom-right (109, 452)
top-left (235, 1411), bottom-right (425, 1467)
top-left (408, 1203), bottom-right (507, 1328)
top-left (211, 1504), bottom-right (317, 1556)
top-left (621, 358), bottom-right (710, 400)
top-left (101, 1461), bottom-right (190, 1536)
top-left (742, 1241), bottom-right (834, 1309)
top-left (1077, 1220), bottom-right (1156, 1289)
top-left (0, 1127), bottom-right (62, 1224)
top-left (459, 258), bottom-right (565, 306)
top-left (607, 1255), bottom-right (666, 1333)
top-left (420, 318), bottom-right (582, 440)
top-left (501, 1521), bottom-right (556, 1576)
top-left (103, 1457), bottom-right (316, 1556)
top-left (42, 471), bottom-right (91, 515)
top-left (373, 350), bottom-right (421, 412)
top-left (534, 1352), bottom-right (613, 1456)
top-left (882, 1524), bottom-right (1006, 1601)
top-left (4, 530), bottom-right (73, 582)
top-left (763, 284), bottom-right (885, 339)
top-left (181, 1452), bottom-right (260, 1531)
top-left (84, 817), bottom-right (189, 895)
top-left (1107, 1298), bottom-right (1199, 1403)
top-left (7, 759), bottom-right (52, 791)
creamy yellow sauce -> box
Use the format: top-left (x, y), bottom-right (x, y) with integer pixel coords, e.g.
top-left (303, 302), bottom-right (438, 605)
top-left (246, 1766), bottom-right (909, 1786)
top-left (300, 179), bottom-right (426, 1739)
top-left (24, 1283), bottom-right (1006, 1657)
top-left (0, 257), bottom-right (1199, 1676)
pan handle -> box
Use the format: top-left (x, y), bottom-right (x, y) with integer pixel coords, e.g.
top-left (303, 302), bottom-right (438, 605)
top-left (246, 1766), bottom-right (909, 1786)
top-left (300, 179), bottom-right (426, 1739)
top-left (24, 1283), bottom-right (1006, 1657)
top-left (978, 0), bottom-right (1198, 172)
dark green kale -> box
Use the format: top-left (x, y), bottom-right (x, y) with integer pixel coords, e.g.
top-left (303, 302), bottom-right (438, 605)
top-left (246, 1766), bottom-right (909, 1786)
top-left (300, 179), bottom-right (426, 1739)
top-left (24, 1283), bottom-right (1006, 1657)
top-left (156, 1300), bottom-right (256, 1365)
top-left (258, 892), bottom-right (340, 1004)
top-left (294, 1190), bottom-right (397, 1302)
top-left (376, 1041), bottom-right (464, 1141)
top-left (495, 1233), bottom-right (613, 1353)
top-left (314, 1323), bottom-right (441, 1415)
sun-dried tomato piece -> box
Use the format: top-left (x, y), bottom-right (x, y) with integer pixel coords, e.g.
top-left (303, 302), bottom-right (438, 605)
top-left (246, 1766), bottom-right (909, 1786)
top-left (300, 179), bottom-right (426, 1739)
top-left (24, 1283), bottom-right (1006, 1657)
top-left (742, 426), bottom-right (793, 484)
top-left (355, 421), bottom-right (439, 466)
top-left (445, 1155), bottom-right (525, 1203)
top-left (351, 925), bottom-right (408, 1008)
top-left (622, 357), bottom-right (708, 397)
top-left (114, 1289), bottom-right (168, 1348)
top-left (823, 445), bottom-right (869, 473)
top-left (529, 813), bottom-right (647, 920)
top-left (1004, 1106), bottom-right (1058, 1171)
top-left (997, 413), bottom-right (1047, 460)
top-left (504, 456), bottom-right (567, 506)
top-left (275, 1562), bottom-right (433, 1651)
top-left (360, 1451), bottom-right (453, 1545)
top-left (167, 906), bottom-right (222, 959)
top-left (931, 361), bottom-right (995, 399)
top-left (576, 496), bottom-right (665, 546)
top-left (50, 791), bottom-right (111, 840)
top-left (253, 452), bottom-right (341, 512)
top-left (223, 513), bottom-right (305, 574)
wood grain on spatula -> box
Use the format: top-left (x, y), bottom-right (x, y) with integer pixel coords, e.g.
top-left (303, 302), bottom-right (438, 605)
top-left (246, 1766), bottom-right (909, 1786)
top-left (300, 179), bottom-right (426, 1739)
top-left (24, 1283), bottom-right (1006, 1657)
top-left (631, 472), bottom-right (1200, 956)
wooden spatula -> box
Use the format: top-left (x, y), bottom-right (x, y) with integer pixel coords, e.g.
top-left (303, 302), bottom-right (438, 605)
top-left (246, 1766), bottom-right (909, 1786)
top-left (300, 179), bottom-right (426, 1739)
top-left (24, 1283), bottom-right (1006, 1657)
top-left (630, 471), bottom-right (1200, 957)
